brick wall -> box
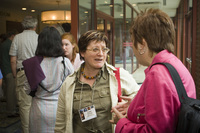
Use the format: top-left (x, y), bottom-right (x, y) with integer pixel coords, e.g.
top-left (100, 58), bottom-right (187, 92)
top-left (196, 0), bottom-right (200, 99)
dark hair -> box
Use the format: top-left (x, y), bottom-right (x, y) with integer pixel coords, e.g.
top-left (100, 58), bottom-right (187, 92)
top-left (35, 26), bottom-right (65, 57)
top-left (78, 30), bottom-right (109, 60)
top-left (62, 23), bottom-right (71, 32)
top-left (130, 8), bottom-right (175, 54)
top-left (6, 29), bottom-right (18, 38)
top-left (0, 33), bottom-right (7, 43)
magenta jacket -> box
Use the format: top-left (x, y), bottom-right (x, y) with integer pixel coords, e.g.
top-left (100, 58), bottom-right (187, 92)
top-left (115, 50), bottom-right (196, 133)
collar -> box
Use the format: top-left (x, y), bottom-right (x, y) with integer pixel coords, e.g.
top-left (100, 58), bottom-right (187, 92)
top-left (144, 50), bottom-right (174, 74)
top-left (75, 63), bottom-right (108, 81)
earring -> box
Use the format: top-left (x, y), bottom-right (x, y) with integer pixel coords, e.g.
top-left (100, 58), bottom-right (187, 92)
top-left (139, 48), bottom-right (145, 55)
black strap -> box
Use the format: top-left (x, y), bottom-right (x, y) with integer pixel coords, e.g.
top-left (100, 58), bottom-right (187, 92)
top-left (150, 63), bottom-right (188, 103)
top-left (39, 57), bottom-right (66, 93)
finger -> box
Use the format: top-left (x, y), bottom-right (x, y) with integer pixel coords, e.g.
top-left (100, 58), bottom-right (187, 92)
top-left (117, 101), bottom-right (126, 105)
top-left (119, 110), bottom-right (126, 115)
top-left (109, 120), bottom-right (115, 124)
top-left (112, 107), bottom-right (124, 119)
top-left (113, 104), bottom-right (124, 109)
top-left (111, 107), bottom-right (125, 113)
top-left (120, 96), bottom-right (133, 101)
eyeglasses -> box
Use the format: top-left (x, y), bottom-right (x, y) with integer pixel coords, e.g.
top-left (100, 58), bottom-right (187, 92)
top-left (87, 47), bottom-right (110, 54)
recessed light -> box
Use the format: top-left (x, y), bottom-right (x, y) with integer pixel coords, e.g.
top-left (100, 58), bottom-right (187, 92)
top-left (132, 4), bottom-right (137, 7)
top-left (22, 8), bottom-right (27, 11)
top-left (31, 10), bottom-right (35, 12)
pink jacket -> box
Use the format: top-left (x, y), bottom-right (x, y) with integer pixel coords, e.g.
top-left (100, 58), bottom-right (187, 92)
top-left (115, 50), bottom-right (196, 133)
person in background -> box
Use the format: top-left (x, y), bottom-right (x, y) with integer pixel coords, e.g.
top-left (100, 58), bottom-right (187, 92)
top-left (9, 16), bottom-right (38, 133)
top-left (52, 23), bottom-right (65, 36)
top-left (23, 26), bottom-right (74, 133)
top-left (0, 30), bottom-right (18, 117)
top-left (62, 23), bottom-right (71, 33)
top-left (0, 69), bottom-right (2, 90)
top-left (55, 30), bottom-right (140, 133)
top-left (62, 33), bottom-right (83, 70)
top-left (0, 33), bottom-right (7, 44)
top-left (110, 9), bottom-right (196, 133)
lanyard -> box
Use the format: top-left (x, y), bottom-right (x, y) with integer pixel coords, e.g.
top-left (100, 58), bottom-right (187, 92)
top-left (79, 81), bottom-right (96, 110)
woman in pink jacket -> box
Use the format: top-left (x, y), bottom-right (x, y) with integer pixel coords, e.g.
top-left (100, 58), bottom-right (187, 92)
top-left (110, 9), bottom-right (196, 133)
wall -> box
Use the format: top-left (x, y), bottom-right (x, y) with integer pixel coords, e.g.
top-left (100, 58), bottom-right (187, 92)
top-left (0, 7), bottom-right (48, 34)
top-left (175, 0), bottom-right (200, 99)
top-left (196, 0), bottom-right (200, 99)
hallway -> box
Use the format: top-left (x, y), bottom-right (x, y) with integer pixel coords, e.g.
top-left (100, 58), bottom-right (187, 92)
top-left (0, 65), bottom-right (146, 133)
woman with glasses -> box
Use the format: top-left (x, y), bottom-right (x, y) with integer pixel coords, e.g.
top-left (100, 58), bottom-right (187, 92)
top-left (62, 33), bottom-right (83, 70)
top-left (55, 30), bottom-right (140, 133)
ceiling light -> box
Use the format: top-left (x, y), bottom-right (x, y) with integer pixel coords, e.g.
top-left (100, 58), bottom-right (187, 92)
top-left (31, 10), bottom-right (35, 12)
top-left (41, 10), bottom-right (71, 24)
top-left (132, 4), bottom-right (137, 7)
top-left (22, 8), bottom-right (26, 11)
top-left (84, 11), bottom-right (88, 13)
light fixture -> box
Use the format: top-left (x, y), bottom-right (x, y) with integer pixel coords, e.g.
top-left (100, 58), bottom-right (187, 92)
top-left (41, 0), bottom-right (71, 24)
top-left (41, 10), bottom-right (71, 24)
top-left (132, 4), bottom-right (137, 7)
top-left (22, 8), bottom-right (26, 11)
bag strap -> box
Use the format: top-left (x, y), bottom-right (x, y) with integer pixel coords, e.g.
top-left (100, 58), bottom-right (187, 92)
top-left (150, 63), bottom-right (188, 103)
top-left (114, 67), bottom-right (122, 102)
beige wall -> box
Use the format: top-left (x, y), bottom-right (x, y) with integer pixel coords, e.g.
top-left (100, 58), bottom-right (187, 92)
top-left (0, 7), bottom-right (49, 34)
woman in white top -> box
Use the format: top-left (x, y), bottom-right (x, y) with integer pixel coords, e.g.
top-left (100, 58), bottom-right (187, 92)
top-left (62, 33), bottom-right (83, 70)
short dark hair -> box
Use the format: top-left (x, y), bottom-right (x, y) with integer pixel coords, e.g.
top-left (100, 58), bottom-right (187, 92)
top-left (130, 8), bottom-right (175, 54)
top-left (6, 29), bottom-right (18, 38)
top-left (78, 30), bottom-right (109, 60)
top-left (62, 23), bottom-right (71, 32)
top-left (35, 26), bottom-right (64, 57)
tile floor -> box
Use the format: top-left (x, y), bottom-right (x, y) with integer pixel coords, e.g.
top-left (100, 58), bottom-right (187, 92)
top-left (0, 99), bottom-right (21, 133)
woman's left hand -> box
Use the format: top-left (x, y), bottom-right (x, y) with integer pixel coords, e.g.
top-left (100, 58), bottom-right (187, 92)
top-left (109, 106), bottom-right (127, 124)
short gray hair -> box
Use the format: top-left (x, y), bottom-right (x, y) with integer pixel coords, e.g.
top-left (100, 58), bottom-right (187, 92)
top-left (21, 16), bottom-right (38, 29)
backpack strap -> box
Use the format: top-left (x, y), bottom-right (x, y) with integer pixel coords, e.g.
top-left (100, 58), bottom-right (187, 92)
top-left (150, 62), bottom-right (188, 103)
top-left (114, 67), bottom-right (122, 102)
top-left (39, 57), bottom-right (66, 93)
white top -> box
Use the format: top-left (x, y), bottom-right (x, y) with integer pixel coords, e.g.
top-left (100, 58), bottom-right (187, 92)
top-left (9, 30), bottom-right (38, 69)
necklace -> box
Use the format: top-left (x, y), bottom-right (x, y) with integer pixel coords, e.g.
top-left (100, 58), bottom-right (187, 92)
top-left (81, 67), bottom-right (100, 79)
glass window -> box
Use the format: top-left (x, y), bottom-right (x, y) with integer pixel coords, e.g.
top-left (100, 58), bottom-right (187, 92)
top-left (114, 0), bottom-right (124, 69)
top-left (96, 0), bottom-right (112, 16)
top-left (79, 0), bottom-right (92, 36)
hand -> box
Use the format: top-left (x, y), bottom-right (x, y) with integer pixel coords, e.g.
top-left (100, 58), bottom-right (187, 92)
top-left (109, 107), bottom-right (127, 124)
top-left (109, 96), bottom-right (133, 124)
top-left (114, 96), bottom-right (133, 115)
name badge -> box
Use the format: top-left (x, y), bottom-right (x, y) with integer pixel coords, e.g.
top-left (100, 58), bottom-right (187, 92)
top-left (79, 105), bottom-right (97, 122)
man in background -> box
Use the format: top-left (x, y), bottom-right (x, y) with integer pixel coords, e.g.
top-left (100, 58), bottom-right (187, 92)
top-left (9, 16), bottom-right (38, 133)
top-left (0, 30), bottom-right (18, 117)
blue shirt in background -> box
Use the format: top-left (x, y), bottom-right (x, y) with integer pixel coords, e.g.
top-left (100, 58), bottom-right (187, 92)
top-left (0, 69), bottom-right (3, 79)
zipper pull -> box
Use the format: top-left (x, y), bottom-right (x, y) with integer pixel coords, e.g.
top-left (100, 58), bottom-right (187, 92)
top-left (137, 113), bottom-right (145, 122)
